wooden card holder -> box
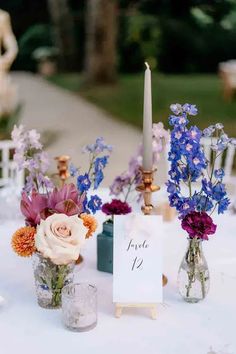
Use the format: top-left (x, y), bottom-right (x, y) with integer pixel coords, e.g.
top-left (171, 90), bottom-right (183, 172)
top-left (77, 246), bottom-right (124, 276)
top-left (115, 303), bottom-right (157, 320)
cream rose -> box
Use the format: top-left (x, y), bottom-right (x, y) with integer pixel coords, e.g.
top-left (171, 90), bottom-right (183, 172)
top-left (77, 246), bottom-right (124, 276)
top-left (35, 214), bottom-right (88, 265)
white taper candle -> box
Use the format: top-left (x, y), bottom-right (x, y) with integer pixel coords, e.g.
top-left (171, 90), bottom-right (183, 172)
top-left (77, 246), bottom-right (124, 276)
top-left (142, 62), bottom-right (153, 170)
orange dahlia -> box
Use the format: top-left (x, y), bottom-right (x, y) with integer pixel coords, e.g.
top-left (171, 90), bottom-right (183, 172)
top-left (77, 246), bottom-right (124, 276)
top-left (80, 213), bottom-right (97, 238)
top-left (11, 226), bottom-right (36, 257)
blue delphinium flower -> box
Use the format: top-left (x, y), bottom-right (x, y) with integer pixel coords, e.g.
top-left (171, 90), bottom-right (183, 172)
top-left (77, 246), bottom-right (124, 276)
top-left (218, 198), bottom-right (230, 214)
top-left (168, 193), bottom-right (183, 210)
top-left (202, 179), bottom-right (213, 196)
top-left (214, 168), bottom-right (225, 180)
top-left (94, 169), bottom-right (104, 189)
top-left (212, 183), bottom-right (226, 201)
top-left (83, 137), bottom-right (113, 154)
top-left (170, 103), bottom-right (183, 115)
top-left (88, 195), bottom-right (102, 214)
top-left (94, 156), bottom-right (109, 172)
top-left (179, 197), bottom-right (195, 217)
top-left (166, 180), bottom-right (179, 194)
top-left (77, 173), bottom-right (91, 193)
top-left (193, 194), bottom-right (213, 212)
top-left (69, 163), bottom-right (79, 177)
top-left (166, 103), bottom-right (230, 219)
top-left (182, 103), bottom-right (198, 116)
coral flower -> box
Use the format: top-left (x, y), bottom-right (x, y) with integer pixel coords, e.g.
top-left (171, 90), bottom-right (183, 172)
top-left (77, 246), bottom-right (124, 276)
top-left (80, 213), bottom-right (97, 238)
top-left (12, 226), bottom-right (36, 257)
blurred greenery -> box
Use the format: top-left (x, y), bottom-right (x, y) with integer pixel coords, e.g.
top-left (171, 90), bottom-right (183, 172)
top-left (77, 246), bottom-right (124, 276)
top-left (2, 0), bottom-right (236, 73)
top-left (18, 24), bottom-right (53, 71)
top-left (49, 73), bottom-right (236, 135)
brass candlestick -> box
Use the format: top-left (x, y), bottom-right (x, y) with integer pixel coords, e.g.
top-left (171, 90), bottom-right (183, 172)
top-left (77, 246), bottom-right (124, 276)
top-left (55, 155), bottom-right (70, 186)
top-left (136, 168), bottom-right (160, 215)
top-left (136, 168), bottom-right (168, 287)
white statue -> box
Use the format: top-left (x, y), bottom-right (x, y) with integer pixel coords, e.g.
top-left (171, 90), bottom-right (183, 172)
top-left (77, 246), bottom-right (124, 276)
top-left (0, 10), bottom-right (18, 117)
top-left (0, 9), bottom-right (18, 72)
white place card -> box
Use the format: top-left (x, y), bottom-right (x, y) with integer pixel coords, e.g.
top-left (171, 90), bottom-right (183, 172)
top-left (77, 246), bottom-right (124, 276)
top-left (113, 214), bottom-right (163, 304)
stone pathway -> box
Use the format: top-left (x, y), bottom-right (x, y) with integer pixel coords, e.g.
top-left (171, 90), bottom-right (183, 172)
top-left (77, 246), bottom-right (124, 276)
top-left (11, 72), bottom-right (167, 188)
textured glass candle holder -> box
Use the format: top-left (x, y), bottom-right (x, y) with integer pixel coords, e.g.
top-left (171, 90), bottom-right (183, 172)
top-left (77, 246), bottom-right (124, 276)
top-left (62, 283), bottom-right (97, 332)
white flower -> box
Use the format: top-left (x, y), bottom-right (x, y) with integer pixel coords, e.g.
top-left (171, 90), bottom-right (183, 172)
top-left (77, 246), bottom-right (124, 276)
top-left (35, 214), bottom-right (88, 265)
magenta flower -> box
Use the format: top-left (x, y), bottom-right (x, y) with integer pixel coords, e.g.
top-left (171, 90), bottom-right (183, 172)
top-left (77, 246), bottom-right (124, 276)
top-left (47, 183), bottom-right (84, 216)
top-left (102, 199), bottom-right (132, 215)
top-left (181, 211), bottom-right (217, 240)
top-left (21, 190), bottom-right (48, 226)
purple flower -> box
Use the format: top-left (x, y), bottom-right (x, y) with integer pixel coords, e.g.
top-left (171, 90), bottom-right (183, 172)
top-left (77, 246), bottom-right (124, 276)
top-left (102, 199), bottom-right (132, 215)
top-left (77, 173), bottom-right (91, 193)
top-left (110, 173), bottom-right (132, 196)
top-left (88, 195), bottom-right (102, 214)
top-left (181, 211), bottom-right (217, 240)
top-left (11, 125), bottom-right (52, 193)
top-left (28, 129), bottom-right (42, 149)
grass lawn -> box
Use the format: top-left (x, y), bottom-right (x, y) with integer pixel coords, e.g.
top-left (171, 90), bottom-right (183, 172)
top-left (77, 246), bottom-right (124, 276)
top-left (49, 73), bottom-right (236, 135)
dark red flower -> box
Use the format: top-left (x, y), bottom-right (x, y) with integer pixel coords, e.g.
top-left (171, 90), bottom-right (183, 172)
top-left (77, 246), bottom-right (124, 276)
top-left (102, 199), bottom-right (132, 215)
top-left (181, 211), bottom-right (217, 240)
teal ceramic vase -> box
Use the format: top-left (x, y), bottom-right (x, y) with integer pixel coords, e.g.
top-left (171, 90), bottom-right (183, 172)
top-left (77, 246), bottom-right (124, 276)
top-left (97, 220), bottom-right (113, 274)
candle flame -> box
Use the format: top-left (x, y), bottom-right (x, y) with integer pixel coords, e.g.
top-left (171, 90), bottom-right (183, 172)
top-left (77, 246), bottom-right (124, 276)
top-left (145, 62), bottom-right (150, 70)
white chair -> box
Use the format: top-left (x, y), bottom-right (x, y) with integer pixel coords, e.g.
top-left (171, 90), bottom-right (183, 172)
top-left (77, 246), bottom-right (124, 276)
top-left (0, 140), bottom-right (24, 189)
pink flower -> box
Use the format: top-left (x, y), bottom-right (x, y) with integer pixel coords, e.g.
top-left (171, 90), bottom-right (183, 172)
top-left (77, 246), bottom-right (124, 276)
top-left (21, 190), bottom-right (48, 226)
top-left (181, 211), bottom-right (217, 240)
top-left (102, 199), bottom-right (132, 215)
top-left (47, 183), bottom-right (84, 216)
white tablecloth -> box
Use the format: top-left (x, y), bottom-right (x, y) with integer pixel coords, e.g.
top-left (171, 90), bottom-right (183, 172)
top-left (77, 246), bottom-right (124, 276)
top-left (1, 200), bottom-right (236, 354)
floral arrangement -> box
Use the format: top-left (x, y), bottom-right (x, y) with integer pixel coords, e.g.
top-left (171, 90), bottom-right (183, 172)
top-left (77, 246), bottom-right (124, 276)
top-left (166, 103), bottom-right (233, 302)
top-left (110, 122), bottom-right (169, 202)
top-left (102, 199), bottom-right (132, 221)
top-left (167, 103), bottom-right (232, 237)
top-left (11, 126), bottom-right (111, 308)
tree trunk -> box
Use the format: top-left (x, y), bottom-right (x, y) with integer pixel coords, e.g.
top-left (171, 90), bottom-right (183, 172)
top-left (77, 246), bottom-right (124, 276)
top-left (85, 0), bottom-right (117, 84)
top-left (47, 0), bottom-right (77, 71)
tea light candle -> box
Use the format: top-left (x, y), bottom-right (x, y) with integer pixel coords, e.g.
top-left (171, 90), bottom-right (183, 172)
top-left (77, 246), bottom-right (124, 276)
top-left (62, 283), bottom-right (97, 332)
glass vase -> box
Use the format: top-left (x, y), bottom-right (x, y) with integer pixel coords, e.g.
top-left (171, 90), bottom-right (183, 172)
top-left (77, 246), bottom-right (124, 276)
top-left (177, 238), bottom-right (210, 303)
top-left (32, 252), bottom-right (75, 309)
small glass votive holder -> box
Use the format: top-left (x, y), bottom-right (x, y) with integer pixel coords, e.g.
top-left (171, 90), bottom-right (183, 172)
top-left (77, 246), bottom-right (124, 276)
top-left (62, 283), bottom-right (97, 332)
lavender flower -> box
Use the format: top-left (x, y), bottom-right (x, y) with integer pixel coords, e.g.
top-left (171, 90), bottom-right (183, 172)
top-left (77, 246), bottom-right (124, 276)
top-left (11, 125), bottom-right (53, 193)
top-left (110, 122), bottom-right (169, 202)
